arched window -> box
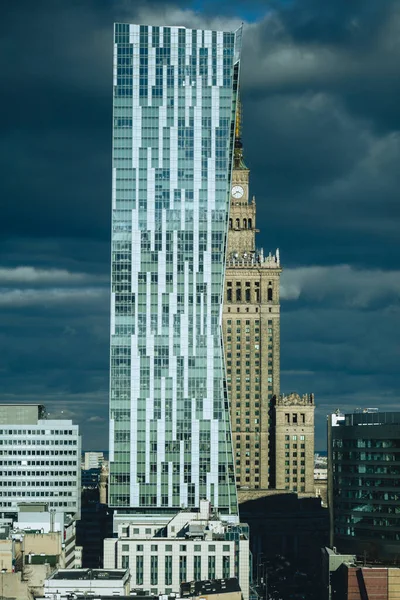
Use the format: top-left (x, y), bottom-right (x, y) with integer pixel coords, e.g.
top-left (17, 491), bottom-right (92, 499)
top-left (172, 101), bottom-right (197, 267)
top-left (227, 288), bottom-right (232, 302)
top-left (235, 218), bottom-right (240, 229)
top-left (243, 218), bottom-right (247, 229)
top-left (268, 287), bottom-right (273, 302)
top-left (229, 218), bottom-right (232, 229)
top-left (236, 287), bottom-right (242, 302)
top-left (248, 218), bottom-right (252, 229)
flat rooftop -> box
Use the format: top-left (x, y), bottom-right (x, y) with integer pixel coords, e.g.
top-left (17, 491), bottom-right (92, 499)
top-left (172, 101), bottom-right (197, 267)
top-left (49, 569), bottom-right (127, 580)
top-left (181, 578), bottom-right (241, 597)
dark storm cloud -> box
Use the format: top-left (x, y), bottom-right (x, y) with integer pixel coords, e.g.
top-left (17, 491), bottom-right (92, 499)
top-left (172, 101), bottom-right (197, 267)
top-left (1, 0), bottom-right (400, 448)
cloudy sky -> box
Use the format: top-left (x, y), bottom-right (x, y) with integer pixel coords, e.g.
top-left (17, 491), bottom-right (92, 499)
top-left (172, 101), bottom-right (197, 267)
top-left (1, 0), bottom-right (400, 450)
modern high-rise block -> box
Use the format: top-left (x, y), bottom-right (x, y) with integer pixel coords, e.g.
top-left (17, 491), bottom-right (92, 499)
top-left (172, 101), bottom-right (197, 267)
top-left (0, 404), bottom-right (81, 523)
top-left (222, 111), bottom-right (282, 491)
top-left (109, 23), bottom-right (242, 517)
top-left (328, 409), bottom-right (400, 561)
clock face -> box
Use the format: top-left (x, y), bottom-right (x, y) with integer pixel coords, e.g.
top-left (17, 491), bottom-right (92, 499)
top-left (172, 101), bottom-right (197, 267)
top-left (232, 185), bottom-right (244, 199)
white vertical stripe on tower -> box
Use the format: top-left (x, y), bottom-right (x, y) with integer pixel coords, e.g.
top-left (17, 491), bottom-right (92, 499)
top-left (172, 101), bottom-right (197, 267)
top-left (182, 260), bottom-right (189, 399)
top-left (130, 183), bottom-right (140, 505)
top-left (217, 31), bottom-right (224, 87)
top-left (110, 293), bottom-right (115, 335)
top-left (157, 377), bottom-right (166, 505)
top-left (146, 275), bottom-right (154, 484)
top-left (113, 44), bottom-right (118, 86)
top-left (147, 147), bottom-right (155, 237)
top-left (172, 228), bottom-right (178, 441)
top-left (112, 167), bottom-right (117, 210)
top-left (209, 418), bottom-right (219, 506)
top-left (180, 440), bottom-right (188, 507)
top-left (191, 400), bottom-right (200, 506)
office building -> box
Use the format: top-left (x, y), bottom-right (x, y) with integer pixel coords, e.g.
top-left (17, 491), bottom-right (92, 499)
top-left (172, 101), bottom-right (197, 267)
top-left (0, 404), bottom-right (81, 522)
top-left (222, 110), bottom-right (281, 490)
top-left (104, 500), bottom-right (250, 600)
top-left (328, 410), bottom-right (400, 561)
top-left (109, 22), bottom-right (242, 517)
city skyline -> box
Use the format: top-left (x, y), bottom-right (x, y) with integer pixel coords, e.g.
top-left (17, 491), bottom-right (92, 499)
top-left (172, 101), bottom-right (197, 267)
top-left (1, 0), bottom-right (400, 451)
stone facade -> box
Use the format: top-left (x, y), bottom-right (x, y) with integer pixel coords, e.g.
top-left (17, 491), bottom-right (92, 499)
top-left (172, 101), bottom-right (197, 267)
top-left (273, 393), bottom-right (315, 493)
top-left (222, 104), bottom-right (316, 496)
top-left (223, 113), bottom-right (281, 490)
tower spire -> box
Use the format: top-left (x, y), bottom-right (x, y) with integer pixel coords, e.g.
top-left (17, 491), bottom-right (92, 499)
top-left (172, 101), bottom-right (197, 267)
top-left (235, 96), bottom-right (242, 144)
top-left (234, 92), bottom-right (247, 169)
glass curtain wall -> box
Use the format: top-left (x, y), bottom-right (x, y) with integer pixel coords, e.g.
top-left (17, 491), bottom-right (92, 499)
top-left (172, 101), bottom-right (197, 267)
top-left (110, 23), bottom-right (242, 515)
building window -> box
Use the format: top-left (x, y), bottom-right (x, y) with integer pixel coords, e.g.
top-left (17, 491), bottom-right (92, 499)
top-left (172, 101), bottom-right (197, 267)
top-left (208, 555), bottom-right (216, 579)
top-left (194, 555), bottom-right (201, 581)
top-left (223, 556), bottom-right (230, 578)
top-left (151, 555), bottom-right (158, 585)
top-left (179, 556), bottom-right (187, 582)
top-left (165, 555), bottom-right (173, 585)
top-left (122, 555), bottom-right (129, 569)
top-left (136, 555), bottom-right (144, 585)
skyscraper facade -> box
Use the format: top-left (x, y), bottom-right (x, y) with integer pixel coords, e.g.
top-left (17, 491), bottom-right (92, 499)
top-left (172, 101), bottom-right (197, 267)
top-left (328, 410), bottom-right (400, 561)
top-left (0, 404), bottom-right (81, 523)
top-left (222, 121), bottom-right (282, 491)
top-left (109, 23), bottom-right (242, 518)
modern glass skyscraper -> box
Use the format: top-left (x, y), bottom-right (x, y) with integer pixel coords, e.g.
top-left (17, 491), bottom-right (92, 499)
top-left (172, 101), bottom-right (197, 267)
top-left (109, 23), bottom-right (242, 517)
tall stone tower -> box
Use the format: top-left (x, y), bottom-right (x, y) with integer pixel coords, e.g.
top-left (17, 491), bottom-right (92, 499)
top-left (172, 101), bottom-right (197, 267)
top-left (222, 100), bottom-right (282, 491)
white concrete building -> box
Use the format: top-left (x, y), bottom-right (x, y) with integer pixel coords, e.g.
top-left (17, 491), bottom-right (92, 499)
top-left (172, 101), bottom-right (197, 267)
top-left (83, 451), bottom-right (105, 470)
top-left (0, 404), bottom-right (81, 522)
top-left (41, 568), bottom-right (130, 597)
top-left (104, 501), bottom-right (250, 600)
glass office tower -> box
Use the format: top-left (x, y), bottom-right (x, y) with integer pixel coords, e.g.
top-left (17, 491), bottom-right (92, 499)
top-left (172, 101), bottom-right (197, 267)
top-left (109, 23), bottom-right (242, 516)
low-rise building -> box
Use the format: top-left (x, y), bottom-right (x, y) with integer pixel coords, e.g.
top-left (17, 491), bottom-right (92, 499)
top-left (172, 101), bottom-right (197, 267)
top-left (42, 568), bottom-right (130, 597)
top-left (181, 577), bottom-right (242, 600)
top-left (104, 501), bottom-right (250, 600)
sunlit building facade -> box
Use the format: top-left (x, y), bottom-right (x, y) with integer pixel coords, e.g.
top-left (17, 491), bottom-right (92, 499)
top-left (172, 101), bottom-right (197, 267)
top-left (109, 23), bottom-right (242, 517)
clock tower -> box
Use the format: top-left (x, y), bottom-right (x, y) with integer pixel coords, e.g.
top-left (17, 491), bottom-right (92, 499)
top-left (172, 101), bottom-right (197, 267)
top-left (223, 97), bottom-right (283, 494)
top-left (227, 130), bottom-right (256, 258)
